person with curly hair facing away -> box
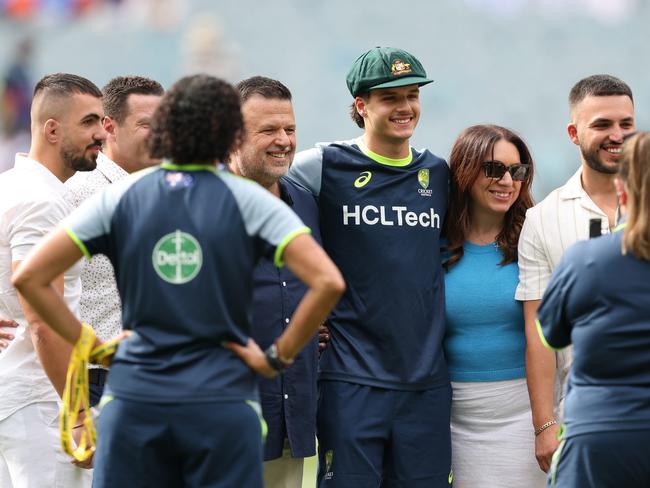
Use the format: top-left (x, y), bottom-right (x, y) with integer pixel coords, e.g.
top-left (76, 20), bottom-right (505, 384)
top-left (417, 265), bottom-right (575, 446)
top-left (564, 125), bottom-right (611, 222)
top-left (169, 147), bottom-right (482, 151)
top-left (442, 125), bottom-right (546, 487)
top-left (11, 74), bottom-right (344, 488)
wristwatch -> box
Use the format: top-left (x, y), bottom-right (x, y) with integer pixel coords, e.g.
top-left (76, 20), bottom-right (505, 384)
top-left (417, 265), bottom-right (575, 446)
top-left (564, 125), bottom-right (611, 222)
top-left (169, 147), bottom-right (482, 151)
top-left (264, 343), bottom-right (294, 374)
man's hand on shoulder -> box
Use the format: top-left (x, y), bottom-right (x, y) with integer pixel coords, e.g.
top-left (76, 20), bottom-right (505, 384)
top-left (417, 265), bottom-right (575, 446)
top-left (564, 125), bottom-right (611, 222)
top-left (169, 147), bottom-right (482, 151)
top-left (319, 322), bottom-right (330, 354)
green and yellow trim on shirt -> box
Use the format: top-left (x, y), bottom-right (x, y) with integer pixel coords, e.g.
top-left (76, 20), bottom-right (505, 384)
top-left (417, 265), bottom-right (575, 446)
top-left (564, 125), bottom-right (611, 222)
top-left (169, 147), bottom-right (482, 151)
top-left (356, 137), bottom-right (413, 167)
top-left (536, 319), bottom-right (564, 351)
top-left (274, 227), bottom-right (311, 267)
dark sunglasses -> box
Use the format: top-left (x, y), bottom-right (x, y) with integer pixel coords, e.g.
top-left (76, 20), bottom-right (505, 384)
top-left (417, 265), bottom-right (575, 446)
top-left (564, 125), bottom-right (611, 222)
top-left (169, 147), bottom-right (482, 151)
top-left (482, 161), bottom-right (530, 181)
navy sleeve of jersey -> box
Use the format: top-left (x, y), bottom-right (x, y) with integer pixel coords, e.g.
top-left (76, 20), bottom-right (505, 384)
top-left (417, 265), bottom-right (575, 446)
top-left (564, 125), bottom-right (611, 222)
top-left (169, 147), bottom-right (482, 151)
top-left (287, 145), bottom-right (324, 196)
top-left (63, 167), bottom-right (157, 259)
top-left (218, 172), bottom-right (310, 267)
top-left (536, 245), bottom-right (582, 350)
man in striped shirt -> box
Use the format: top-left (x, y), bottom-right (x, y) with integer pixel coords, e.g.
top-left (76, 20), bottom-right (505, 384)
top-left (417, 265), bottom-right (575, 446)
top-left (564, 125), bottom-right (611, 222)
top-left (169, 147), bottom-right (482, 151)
top-left (516, 74), bottom-right (635, 473)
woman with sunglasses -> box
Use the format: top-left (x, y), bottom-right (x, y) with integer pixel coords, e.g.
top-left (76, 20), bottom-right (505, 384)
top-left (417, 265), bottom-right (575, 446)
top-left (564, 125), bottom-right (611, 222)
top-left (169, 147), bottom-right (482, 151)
top-left (442, 125), bottom-right (545, 487)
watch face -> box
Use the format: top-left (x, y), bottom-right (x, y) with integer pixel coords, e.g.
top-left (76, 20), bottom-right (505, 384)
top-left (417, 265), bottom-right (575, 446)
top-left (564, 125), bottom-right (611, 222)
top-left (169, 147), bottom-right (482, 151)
top-left (265, 344), bottom-right (284, 373)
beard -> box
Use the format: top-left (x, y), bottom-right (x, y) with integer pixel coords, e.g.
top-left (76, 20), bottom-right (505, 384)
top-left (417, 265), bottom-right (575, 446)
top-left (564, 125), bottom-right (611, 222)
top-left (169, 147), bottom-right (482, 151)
top-left (580, 142), bottom-right (618, 175)
top-left (61, 142), bottom-right (99, 172)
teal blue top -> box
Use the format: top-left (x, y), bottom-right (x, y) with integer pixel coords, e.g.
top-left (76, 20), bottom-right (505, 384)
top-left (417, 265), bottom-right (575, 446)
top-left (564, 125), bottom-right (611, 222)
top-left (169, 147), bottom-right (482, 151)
top-left (443, 241), bottom-right (525, 382)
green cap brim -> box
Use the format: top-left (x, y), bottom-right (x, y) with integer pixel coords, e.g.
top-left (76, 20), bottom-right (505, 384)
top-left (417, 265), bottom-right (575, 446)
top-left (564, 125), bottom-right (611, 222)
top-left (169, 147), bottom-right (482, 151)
top-left (368, 76), bottom-right (434, 92)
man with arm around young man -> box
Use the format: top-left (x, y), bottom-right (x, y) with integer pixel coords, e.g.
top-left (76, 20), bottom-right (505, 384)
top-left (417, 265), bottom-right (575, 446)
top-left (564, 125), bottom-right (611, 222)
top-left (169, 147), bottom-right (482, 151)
top-left (229, 75), bottom-right (321, 488)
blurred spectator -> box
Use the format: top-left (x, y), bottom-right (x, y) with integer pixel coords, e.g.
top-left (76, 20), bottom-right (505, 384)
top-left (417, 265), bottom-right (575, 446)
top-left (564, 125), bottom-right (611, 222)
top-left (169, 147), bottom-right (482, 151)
top-left (183, 13), bottom-right (239, 80)
top-left (0, 38), bottom-right (33, 173)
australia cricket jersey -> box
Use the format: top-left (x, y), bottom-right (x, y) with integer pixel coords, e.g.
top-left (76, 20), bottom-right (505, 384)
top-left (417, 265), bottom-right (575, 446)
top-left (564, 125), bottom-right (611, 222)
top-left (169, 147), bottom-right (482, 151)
top-left (289, 139), bottom-right (449, 390)
top-left (63, 162), bottom-right (309, 403)
top-left (537, 226), bottom-right (650, 437)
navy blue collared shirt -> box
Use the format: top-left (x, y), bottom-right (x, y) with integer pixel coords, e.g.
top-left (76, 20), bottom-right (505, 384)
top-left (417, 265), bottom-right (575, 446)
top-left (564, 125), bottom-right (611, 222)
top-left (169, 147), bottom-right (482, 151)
top-left (252, 177), bottom-right (321, 461)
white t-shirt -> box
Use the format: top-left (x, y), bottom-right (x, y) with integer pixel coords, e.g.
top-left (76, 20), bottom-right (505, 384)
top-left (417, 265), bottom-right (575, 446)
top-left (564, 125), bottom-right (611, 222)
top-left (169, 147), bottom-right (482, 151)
top-left (516, 166), bottom-right (611, 415)
top-left (0, 154), bottom-right (82, 421)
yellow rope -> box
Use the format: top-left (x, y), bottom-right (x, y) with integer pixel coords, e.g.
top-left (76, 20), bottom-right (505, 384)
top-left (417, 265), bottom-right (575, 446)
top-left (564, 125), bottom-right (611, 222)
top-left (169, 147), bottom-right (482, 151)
top-left (60, 323), bottom-right (121, 461)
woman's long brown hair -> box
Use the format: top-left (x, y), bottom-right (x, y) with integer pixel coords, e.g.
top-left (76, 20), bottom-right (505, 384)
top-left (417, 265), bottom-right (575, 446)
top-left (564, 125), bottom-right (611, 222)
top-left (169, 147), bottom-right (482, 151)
top-left (619, 132), bottom-right (650, 260)
top-left (443, 125), bottom-right (535, 271)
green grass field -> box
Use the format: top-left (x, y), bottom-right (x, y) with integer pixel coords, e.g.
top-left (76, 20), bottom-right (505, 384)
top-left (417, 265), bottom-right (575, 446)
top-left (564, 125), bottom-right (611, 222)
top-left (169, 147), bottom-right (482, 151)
top-left (302, 455), bottom-right (317, 487)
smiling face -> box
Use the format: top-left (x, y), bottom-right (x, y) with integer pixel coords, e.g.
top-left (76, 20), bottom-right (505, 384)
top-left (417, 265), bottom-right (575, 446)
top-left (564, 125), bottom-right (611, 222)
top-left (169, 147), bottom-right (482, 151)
top-left (569, 94), bottom-right (635, 175)
top-left (235, 94), bottom-right (296, 190)
top-left (59, 93), bottom-right (105, 173)
top-left (107, 93), bottom-right (161, 173)
top-left (470, 139), bottom-right (523, 220)
top-left (356, 84), bottom-right (420, 153)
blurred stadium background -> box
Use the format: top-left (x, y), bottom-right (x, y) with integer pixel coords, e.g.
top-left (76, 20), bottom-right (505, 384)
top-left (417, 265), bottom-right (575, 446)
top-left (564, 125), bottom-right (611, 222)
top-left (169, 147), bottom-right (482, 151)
top-left (2, 0), bottom-right (649, 199)
top-left (1, 0), bottom-right (648, 484)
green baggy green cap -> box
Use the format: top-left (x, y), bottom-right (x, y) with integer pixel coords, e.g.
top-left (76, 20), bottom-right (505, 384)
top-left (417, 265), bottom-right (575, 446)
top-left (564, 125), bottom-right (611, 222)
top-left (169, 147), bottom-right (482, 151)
top-left (346, 46), bottom-right (433, 97)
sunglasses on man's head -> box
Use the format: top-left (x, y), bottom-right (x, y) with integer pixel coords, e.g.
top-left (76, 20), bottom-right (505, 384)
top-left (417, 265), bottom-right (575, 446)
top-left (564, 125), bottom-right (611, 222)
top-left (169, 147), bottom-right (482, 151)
top-left (481, 161), bottom-right (530, 181)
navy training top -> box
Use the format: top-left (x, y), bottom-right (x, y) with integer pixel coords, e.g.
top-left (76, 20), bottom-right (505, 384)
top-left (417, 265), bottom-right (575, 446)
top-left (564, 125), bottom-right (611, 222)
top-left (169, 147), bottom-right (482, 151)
top-left (289, 139), bottom-right (449, 390)
top-left (64, 162), bottom-right (309, 404)
top-left (252, 177), bottom-right (321, 460)
top-left (537, 226), bottom-right (650, 437)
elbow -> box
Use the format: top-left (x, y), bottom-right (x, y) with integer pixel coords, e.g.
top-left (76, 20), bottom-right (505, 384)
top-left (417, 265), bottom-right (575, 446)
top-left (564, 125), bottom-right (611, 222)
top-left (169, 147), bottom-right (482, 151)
top-left (11, 265), bottom-right (30, 295)
top-left (320, 268), bottom-right (346, 301)
top-left (29, 319), bottom-right (54, 343)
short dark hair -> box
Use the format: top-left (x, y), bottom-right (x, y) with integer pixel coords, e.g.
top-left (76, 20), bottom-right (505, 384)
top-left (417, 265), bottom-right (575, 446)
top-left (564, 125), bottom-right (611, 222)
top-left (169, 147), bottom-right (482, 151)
top-left (102, 76), bottom-right (164, 123)
top-left (33, 73), bottom-right (102, 99)
top-left (236, 76), bottom-right (292, 103)
top-left (569, 74), bottom-right (633, 111)
top-left (349, 92), bottom-right (369, 128)
top-left (149, 75), bottom-right (242, 165)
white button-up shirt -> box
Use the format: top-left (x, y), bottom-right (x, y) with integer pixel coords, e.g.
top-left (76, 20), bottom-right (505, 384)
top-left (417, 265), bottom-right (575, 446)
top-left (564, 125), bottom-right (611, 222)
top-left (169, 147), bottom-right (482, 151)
top-left (66, 152), bottom-right (127, 344)
top-left (0, 154), bottom-right (82, 421)
top-left (516, 166), bottom-right (611, 415)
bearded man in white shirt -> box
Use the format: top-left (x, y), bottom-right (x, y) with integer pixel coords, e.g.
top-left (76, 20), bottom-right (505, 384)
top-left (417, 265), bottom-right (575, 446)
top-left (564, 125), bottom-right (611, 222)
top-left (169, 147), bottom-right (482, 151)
top-left (66, 75), bottom-right (163, 405)
top-left (0, 72), bottom-right (105, 487)
top-left (516, 74), bottom-right (635, 473)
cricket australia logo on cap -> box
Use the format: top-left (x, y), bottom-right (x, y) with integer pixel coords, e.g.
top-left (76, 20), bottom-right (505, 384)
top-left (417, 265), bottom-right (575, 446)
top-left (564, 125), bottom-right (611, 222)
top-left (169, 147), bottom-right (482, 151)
top-left (152, 230), bottom-right (203, 284)
top-left (391, 59), bottom-right (412, 76)
top-left (418, 168), bottom-right (432, 197)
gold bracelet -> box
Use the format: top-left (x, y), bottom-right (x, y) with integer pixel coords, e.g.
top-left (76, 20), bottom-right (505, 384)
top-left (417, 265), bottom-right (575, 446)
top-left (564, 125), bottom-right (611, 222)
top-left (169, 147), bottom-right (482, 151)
top-left (534, 419), bottom-right (557, 436)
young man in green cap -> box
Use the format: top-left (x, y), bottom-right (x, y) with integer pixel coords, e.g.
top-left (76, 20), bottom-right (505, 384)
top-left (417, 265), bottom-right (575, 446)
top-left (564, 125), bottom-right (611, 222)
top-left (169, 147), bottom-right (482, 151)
top-left (289, 46), bottom-right (452, 487)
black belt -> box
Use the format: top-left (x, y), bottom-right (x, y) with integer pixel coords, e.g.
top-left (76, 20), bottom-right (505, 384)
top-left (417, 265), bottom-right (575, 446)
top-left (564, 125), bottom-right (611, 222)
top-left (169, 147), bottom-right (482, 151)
top-left (88, 368), bottom-right (109, 386)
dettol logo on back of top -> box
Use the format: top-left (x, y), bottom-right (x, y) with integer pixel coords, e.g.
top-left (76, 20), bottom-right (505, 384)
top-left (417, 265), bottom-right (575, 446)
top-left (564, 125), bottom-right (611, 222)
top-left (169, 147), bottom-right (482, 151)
top-left (152, 229), bottom-right (203, 284)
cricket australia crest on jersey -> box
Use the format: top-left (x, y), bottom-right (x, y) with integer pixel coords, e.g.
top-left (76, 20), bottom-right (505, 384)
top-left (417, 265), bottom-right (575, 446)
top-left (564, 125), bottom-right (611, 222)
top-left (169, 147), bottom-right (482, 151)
top-left (324, 449), bottom-right (334, 480)
top-left (152, 230), bottom-right (203, 284)
top-left (418, 169), bottom-right (432, 197)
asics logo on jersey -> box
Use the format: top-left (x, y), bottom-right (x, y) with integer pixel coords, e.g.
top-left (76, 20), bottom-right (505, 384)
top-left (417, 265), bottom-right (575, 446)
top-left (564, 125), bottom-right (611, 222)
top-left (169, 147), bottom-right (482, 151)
top-left (342, 205), bottom-right (441, 228)
top-left (354, 171), bottom-right (372, 188)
